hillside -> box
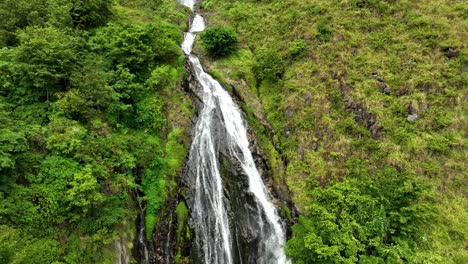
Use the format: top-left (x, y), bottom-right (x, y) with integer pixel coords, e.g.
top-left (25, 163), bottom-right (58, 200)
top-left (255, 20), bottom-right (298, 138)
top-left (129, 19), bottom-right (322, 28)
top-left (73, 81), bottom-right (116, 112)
top-left (0, 0), bottom-right (192, 262)
top-left (194, 0), bottom-right (467, 262)
top-left (0, 0), bottom-right (466, 263)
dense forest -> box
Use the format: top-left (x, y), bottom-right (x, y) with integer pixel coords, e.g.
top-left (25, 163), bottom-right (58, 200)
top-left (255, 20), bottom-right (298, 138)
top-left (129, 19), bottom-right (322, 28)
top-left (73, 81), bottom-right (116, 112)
top-left (0, 0), bottom-right (466, 263)
top-left (0, 0), bottom-right (192, 262)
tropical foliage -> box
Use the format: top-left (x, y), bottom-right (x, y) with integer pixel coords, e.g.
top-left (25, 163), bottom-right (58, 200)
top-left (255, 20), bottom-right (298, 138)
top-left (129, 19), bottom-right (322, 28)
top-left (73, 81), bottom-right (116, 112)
top-left (200, 27), bottom-right (238, 57)
top-left (0, 0), bottom-right (190, 262)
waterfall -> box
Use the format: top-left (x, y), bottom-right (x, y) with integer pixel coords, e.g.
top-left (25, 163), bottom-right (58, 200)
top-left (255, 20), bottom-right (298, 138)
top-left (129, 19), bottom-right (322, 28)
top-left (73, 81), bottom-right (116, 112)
top-left (179, 1), bottom-right (290, 263)
top-left (133, 189), bottom-right (150, 264)
top-left (115, 238), bottom-right (130, 264)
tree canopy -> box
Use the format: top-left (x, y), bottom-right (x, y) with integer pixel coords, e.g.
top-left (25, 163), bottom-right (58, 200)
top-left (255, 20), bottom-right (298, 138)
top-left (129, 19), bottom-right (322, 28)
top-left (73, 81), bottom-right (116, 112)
top-left (0, 0), bottom-right (190, 262)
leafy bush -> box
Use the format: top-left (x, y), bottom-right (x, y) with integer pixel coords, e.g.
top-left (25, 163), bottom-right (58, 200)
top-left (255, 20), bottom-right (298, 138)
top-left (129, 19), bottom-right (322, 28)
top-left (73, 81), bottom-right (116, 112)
top-left (0, 0), bottom-right (71, 46)
top-left (13, 26), bottom-right (78, 98)
top-left (136, 95), bottom-right (165, 131)
top-left (70, 0), bottom-right (113, 29)
top-left (0, 226), bottom-right (61, 264)
top-left (286, 167), bottom-right (435, 263)
top-left (175, 201), bottom-right (188, 244)
top-left (90, 21), bottom-right (181, 72)
top-left (142, 164), bottom-right (166, 239)
top-left (200, 27), bottom-right (238, 57)
top-left (288, 39), bottom-right (306, 57)
top-left (252, 48), bottom-right (284, 82)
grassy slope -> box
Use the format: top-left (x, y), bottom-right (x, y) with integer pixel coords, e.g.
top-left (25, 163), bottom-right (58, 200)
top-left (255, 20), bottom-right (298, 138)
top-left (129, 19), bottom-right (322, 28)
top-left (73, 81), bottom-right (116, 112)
top-left (195, 0), bottom-right (467, 261)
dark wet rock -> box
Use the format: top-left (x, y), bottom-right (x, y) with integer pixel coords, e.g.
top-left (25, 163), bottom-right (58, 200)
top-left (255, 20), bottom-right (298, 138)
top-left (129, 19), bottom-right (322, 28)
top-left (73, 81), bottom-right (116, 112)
top-left (344, 98), bottom-right (382, 139)
top-left (311, 141), bottom-right (318, 151)
top-left (380, 84), bottom-right (391, 95)
top-left (407, 105), bottom-right (417, 115)
top-left (368, 114), bottom-right (377, 127)
top-left (220, 153), bottom-right (275, 264)
top-left (442, 47), bottom-right (460, 58)
top-left (182, 61), bottom-right (205, 109)
top-left (131, 189), bottom-right (149, 264)
top-left (397, 85), bottom-right (410, 96)
top-left (180, 59), bottom-right (296, 264)
top-left (371, 126), bottom-right (382, 139)
top-left (371, 73), bottom-right (391, 95)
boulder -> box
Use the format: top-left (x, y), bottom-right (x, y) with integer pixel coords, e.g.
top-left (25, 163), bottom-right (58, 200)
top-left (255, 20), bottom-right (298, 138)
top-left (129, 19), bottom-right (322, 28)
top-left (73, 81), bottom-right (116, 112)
top-left (407, 113), bottom-right (419, 123)
top-left (397, 85), bottom-right (409, 96)
top-left (380, 84), bottom-right (391, 95)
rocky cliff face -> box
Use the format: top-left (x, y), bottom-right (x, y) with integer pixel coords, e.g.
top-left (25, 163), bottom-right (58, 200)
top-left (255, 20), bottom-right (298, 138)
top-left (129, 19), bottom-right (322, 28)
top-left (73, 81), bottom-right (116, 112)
top-left (137, 59), bottom-right (297, 264)
top-left (179, 60), bottom-right (296, 263)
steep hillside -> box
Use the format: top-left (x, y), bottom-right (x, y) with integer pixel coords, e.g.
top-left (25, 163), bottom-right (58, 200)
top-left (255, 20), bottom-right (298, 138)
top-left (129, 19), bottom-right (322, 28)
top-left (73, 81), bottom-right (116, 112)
top-left (194, 0), bottom-right (467, 262)
top-left (0, 0), bottom-right (192, 262)
top-left (1, 0), bottom-right (466, 263)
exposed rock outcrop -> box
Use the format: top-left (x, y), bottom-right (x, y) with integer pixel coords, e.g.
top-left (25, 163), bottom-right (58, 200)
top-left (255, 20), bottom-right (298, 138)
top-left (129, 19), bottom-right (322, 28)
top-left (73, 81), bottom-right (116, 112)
top-left (340, 82), bottom-right (382, 139)
top-left (180, 59), bottom-right (297, 263)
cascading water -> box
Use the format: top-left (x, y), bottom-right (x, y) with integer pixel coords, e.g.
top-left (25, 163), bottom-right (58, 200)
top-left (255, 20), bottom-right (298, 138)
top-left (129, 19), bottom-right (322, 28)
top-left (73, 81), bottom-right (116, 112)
top-left (132, 189), bottom-right (149, 264)
top-left (179, 1), bottom-right (290, 263)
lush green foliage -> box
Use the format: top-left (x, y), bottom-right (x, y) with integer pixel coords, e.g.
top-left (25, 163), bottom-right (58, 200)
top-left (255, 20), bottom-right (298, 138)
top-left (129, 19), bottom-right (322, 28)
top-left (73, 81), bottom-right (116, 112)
top-left (199, 0), bottom-right (467, 262)
top-left (0, 0), bottom-right (71, 46)
top-left (174, 201), bottom-right (190, 263)
top-left (288, 39), bottom-right (306, 58)
top-left (252, 48), bottom-right (285, 82)
top-left (200, 27), bottom-right (238, 57)
top-left (0, 0), bottom-right (190, 262)
top-left (0, 225), bottom-right (61, 264)
top-left (286, 167), bottom-right (436, 263)
top-left (71, 0), bottom-right (113, 28)
top-left (1, 0), bottom-right (466, 262)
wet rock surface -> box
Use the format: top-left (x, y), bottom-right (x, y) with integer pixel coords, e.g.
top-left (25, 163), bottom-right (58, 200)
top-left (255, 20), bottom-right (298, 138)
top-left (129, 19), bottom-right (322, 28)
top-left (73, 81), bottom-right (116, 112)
top-left (180, 59), bottom-right (295, 264)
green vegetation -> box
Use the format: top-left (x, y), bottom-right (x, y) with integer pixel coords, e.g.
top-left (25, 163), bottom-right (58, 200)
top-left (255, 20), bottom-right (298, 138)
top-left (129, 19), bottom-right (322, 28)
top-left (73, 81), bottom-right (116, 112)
top-left (0, 0), bottom-right (191, 262)
top-left (1, 0), bottom-right (466, 262)
top-left (71, 0), bottom-right (113, 29)
top-left (288, 39), bottom-right (306, 58)
top-left (200, 27), bottom-right (238, 57)
top-left (286, 167), bottom-right (436, 263)
top-left (198, 0), bottom-right (467, 262)
top-left (252, 48), bottom-right (285, 82)
top-left (174, 201), bottom-right (190, 263)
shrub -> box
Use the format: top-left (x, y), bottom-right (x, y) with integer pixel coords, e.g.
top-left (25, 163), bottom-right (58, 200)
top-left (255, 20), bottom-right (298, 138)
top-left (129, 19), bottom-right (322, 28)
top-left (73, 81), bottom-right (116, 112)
top-left (13, 26), bottom-right (78, 95)
top-left (200, 27), bottom-right (238, 57)
top-left (252, 48), bottom-right (284, 82)
top-left (288, 39), bottom-right (306, 57)
top-left (286, 168), bottom-right (435, 263)
top-left (90, 21), bottom-right (181, 72)
top-left (316, 18), bottom-right (333, 41)
top-left (70, 0), bottom-right (113, 29)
